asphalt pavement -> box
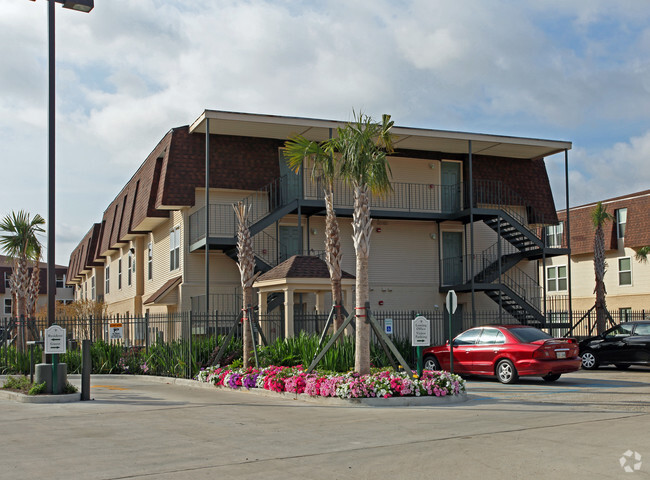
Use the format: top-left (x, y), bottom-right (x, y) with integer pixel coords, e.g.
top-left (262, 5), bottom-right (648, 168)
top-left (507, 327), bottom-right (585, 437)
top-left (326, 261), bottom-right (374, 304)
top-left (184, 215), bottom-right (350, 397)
top-left (1, 368), bottom-right (649, 479)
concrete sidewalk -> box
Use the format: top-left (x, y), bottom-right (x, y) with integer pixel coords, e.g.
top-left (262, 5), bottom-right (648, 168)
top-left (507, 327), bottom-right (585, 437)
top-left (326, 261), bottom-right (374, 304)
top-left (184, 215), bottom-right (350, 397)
top-left (1, 369), bottom-right (649, 479)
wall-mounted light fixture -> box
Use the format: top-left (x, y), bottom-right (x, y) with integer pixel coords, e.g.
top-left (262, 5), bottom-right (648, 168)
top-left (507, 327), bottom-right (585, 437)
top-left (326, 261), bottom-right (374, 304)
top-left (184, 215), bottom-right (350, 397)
top-left (376, 227), bottom-right (382, 233)
top-left (429, 163), bottom-right (436, 169)
top-left (430, 233), bottom-right (436, 240)
top-left (311, 228), bottom-right (317, 235)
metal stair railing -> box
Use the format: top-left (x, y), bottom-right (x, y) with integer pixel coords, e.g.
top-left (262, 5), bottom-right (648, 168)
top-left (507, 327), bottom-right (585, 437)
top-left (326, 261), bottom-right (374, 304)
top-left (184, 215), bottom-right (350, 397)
top-left (189, 174), bottom-right (301, 244)
top-left (473, 179), bottom-right (564, 249)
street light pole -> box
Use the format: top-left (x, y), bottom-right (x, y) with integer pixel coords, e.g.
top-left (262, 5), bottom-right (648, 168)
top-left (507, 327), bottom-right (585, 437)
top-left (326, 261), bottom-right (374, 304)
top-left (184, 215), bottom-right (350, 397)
top-left (42, 0), bottom-right (94, 330)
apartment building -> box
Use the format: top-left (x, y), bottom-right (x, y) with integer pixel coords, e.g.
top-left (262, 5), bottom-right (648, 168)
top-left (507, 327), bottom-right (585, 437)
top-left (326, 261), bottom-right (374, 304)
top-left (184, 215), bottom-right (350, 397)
top-left (67, 110), bottom-right (571, 334)
top-left (544, 190), bottom-right (650, 318)
top-left (1, 254), bottom-right (72, 323)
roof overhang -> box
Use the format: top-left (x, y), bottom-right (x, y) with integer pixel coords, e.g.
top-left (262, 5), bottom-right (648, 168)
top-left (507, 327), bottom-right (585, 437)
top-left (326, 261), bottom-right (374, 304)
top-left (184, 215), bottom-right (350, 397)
top-left (189, 110), bottom-right (572, 160)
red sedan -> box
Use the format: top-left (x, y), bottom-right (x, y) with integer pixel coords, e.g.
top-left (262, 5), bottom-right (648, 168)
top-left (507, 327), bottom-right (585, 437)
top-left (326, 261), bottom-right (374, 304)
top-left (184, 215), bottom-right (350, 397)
top-left (422, 325), bottom-right (581, 384)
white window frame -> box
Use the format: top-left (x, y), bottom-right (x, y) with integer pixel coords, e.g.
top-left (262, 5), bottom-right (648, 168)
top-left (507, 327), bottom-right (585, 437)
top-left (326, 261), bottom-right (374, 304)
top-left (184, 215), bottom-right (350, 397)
top-left (4, 298), bottom-right (11, 315)
top-left (148, 242), bottom-right (153, 280)
top-left (545, 222), bottom-right (563, 248)
top-left (170, 226), bottom-right (180, 271)
top-left (127, 250), bottom-right (133, 286)
top-left (91, 276), bottom-right (96, 300)
top-left (56, 274), bottom-right (65, 289)
top-left (118, 258), bottom-right (122, 290)
top-left (616, 208), bottom-right (627, 239)
top-left (546, 265), bottom-right (568, 292)
top-left (105, 265), bottom-right (110, 295)
top-left (618, 257), bottom-right (632, 286)
top-left (4, 272), bottom-right (10, 289)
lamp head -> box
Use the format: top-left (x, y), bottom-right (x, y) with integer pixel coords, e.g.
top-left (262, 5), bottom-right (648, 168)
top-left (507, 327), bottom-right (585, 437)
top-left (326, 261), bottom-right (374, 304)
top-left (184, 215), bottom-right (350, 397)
top-left (59, 0), bottom-right (94, 12)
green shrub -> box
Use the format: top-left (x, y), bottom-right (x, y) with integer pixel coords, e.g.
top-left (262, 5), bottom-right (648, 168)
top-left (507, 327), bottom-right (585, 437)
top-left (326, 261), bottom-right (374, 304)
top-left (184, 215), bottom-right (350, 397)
top-left (63, 382), bottom-right (78, 394)
top-left (2, 375), bottom-right (32, 391)
top-left (28, 382), bottom-right (47, 395)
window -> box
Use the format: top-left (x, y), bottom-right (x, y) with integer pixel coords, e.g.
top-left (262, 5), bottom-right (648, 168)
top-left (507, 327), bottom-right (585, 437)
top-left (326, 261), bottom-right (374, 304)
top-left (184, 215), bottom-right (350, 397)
top-left (477, 328), bottom-right (506, 345)
top-left (616, 208), bottom-right (627, 238)
top-left (4, 298), bottom-right (11, 315)
top-left (547, 265), bottom-right (568, 292)
top-left (91, 276), bottom-right (96, 300)
top-left (128, 250), bottom-right (133, 286)
top-left (605, 324), bottom-right (633, 339)
top-left (4, 272), bottom-right (10, 289)
top-left (118, 258), bottom-right (122, 290)
top-left (545, 222), bottom-right (563, 248)
top-left (619, 307), bottom-right (632, 323)
top-left (453, 328), bottom-right (482, 346)
top-left (634, 324), bottom-right (650, 336)
top-left (56, 274), bottom-right (65, 289)
top-left (148, 242), bottom-right (153, 280)
top-left (619, 257), bottom-right (632, 286)
top-left (170, 226), bottom-right (180, 271)
top-left (105, 265), bottom-right (110, 294)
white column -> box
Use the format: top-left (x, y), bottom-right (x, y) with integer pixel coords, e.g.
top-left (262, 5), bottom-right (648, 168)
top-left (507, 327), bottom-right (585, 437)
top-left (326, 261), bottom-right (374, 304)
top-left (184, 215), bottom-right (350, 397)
top-left (284, 287), bottom-right (294, 338)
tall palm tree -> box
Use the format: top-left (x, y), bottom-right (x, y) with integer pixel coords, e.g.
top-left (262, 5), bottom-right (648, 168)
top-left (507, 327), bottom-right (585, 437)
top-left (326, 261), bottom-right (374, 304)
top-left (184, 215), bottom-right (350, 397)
top-left (336, 112), bottom-right (394, 374)
top-left (0, 210), bottom-right (45, 351)
top-left (634, 246), bottom-right (650, 263)
top-left (283, 136), bottom-right (345, 332)
top-left (592, 201), bottom-right (613, 334)
top-left (233, 202), bottom-right (259, 368)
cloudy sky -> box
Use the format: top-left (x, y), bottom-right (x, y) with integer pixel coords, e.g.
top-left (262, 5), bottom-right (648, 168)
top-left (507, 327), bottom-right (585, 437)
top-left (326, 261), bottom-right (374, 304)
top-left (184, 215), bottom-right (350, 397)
top-left (2, 0), bottom-right (650, 264)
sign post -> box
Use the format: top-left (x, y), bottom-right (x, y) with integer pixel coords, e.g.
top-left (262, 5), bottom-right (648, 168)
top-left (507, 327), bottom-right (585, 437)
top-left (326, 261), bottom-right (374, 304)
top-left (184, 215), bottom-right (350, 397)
top-left (45, 325), bottom-right (66, 394)
top-left (446, 290), bottom-right (458, 374)
top-left (411, 315), bottom-right (431, 377)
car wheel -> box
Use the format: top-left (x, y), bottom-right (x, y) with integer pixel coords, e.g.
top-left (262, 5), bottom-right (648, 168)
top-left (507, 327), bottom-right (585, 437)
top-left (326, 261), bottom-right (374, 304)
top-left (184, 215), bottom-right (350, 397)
top-left (614, 364), bottom-right (631, 370)
top-left (423, 355), bottom-right (440, 371)
top-left (496, 359), bottom-right (519, 384)
top-left (542, 373), bottom-right (561, 382)
top-left (581, 350), bottom-right (599, 370)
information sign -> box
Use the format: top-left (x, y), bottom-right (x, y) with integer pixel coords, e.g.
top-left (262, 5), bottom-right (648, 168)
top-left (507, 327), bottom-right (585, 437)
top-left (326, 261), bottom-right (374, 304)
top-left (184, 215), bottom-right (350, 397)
top-left (411, 316), bottom-right (431, 347)
top-left (109, 323), bottom-right (123, 340)
top-left (384, 318), bottom-right (393, 335)
top-left (45, 325), bottom-right (66, 354)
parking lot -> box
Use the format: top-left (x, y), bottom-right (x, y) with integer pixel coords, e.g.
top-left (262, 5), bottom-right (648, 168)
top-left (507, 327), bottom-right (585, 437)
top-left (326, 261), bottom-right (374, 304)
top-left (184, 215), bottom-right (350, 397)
top-left (1, 368), bottom-right (649, 479)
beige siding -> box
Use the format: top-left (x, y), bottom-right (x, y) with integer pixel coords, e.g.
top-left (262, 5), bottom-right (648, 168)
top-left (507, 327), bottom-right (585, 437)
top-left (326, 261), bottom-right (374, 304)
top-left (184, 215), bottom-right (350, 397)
top-left (546, 248), bottom-right (650, 311)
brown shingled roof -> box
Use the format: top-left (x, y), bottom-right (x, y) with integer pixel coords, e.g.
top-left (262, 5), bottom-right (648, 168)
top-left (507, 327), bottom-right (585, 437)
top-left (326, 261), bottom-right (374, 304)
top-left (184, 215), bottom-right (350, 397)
top-left (257, 255), bottom-right (354, 282)
top-left (143, 276), bottom-right (182, 305)
top-left (558, 190), bottom-right (650, 255)
top-left (66, 223), bottom-right (103, 284)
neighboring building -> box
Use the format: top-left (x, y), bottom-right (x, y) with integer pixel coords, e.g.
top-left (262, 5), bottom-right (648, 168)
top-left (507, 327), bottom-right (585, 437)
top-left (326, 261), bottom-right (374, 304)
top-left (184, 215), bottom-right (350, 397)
top-left (67, 110), bottom-right (571, 334)
top-left (544, 190), bottom-right (650, 318)
top-left (0, 254), bottom-right (73, 323)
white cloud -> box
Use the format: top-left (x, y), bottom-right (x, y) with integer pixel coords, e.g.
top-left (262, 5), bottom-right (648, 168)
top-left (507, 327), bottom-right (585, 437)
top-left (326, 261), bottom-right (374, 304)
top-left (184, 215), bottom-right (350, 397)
top-left (2, 0), bottom-right (650, 263)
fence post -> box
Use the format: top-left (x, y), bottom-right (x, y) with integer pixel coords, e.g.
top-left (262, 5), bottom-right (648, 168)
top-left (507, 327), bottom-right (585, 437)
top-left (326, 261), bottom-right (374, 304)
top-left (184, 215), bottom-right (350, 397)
top-left (188, 311), bottom-right (193, 379)
top-left (145, 311), bottom-right (150, 355)
top-left (81, 339), bottom-right (91, 401)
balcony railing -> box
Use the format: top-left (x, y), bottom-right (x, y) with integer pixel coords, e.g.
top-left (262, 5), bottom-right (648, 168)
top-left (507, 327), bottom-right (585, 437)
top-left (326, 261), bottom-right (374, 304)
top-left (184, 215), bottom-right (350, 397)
top-left (304, 178), bottom-right (463, 213)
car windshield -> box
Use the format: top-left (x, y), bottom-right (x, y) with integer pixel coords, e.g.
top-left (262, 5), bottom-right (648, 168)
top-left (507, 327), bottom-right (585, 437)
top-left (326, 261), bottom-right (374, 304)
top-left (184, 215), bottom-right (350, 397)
top-left (605, 324), bottom-right (634, 338)
top-left (508, 327), bottom-right (552, 343)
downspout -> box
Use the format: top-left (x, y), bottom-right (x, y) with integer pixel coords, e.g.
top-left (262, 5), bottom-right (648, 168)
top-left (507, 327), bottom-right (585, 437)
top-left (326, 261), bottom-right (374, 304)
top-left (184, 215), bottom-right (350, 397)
top-left (205, 117), bottom-right (210, 315)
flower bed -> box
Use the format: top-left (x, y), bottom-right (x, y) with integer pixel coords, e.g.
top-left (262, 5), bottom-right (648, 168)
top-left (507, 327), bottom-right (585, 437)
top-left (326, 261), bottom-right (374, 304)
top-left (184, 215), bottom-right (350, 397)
top-left (195, 365), bottom-right (465, 399)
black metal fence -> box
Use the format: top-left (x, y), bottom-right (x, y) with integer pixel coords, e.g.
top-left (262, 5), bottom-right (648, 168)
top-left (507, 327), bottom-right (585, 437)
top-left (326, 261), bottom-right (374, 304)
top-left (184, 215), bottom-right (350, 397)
top-left (3, 308), bottom-right (645, 378)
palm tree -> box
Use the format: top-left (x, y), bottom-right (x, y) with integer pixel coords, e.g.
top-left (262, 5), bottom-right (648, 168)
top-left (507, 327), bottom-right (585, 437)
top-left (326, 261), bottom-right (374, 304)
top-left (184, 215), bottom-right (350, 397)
top-left (336, 112), bottom-right (394, 374)
top-left (0, 210), bottom-right (45, 351)
top-left (283, 136), bottom-right (345, 332)
top-left (592, 202), bottom-right (613, 334)
top-left (634, 246), bottom-right (650, 264)
top-left (233, 202), bottom-right (259, 368)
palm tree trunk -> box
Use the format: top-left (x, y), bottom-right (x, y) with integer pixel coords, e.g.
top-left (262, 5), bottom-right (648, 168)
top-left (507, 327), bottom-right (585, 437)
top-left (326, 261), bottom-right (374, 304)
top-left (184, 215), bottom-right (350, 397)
top-left (594, 224), bottom-right (607, 334)
top-left (324, 189), bottom-right (344, 332)
top-left (234, 202), bottom-right (257, 368)
top-left (10, 256), bottom-right (29, 353)
top-left (352, 185), bottom-right (372, 374)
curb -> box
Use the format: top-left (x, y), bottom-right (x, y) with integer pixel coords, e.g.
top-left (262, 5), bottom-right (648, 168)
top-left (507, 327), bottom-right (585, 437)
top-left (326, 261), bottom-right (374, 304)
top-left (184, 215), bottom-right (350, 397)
top-left (142, 376), bottom-right (469, 407)
top-left (0, 389), bottom-right (81, 404)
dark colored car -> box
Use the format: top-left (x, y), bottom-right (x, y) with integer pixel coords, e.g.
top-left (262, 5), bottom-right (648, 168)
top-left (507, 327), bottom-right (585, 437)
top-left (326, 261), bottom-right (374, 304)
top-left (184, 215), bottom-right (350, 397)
top-left (579, 321), bottom-right (650, 370)
top-left (422, 325), bottom-right (581, 384)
